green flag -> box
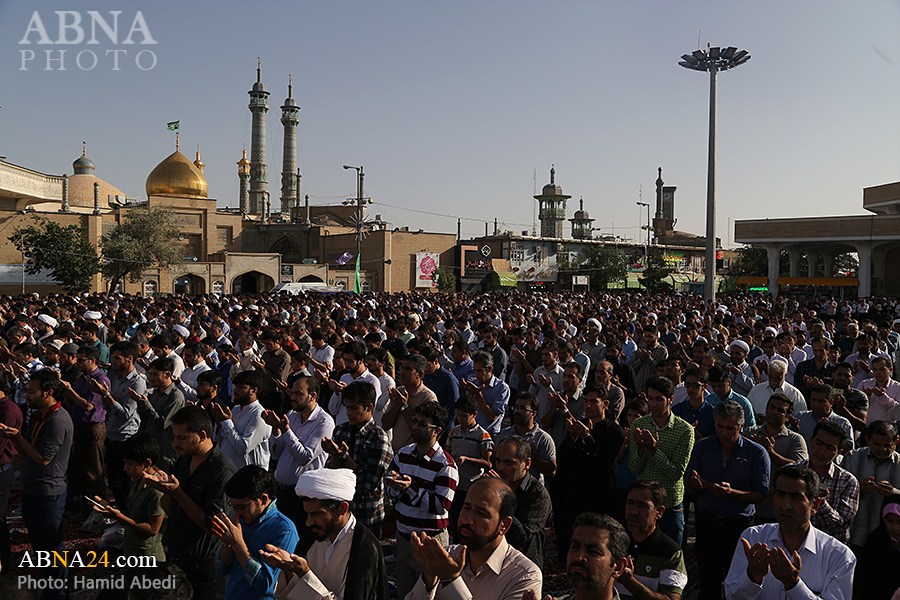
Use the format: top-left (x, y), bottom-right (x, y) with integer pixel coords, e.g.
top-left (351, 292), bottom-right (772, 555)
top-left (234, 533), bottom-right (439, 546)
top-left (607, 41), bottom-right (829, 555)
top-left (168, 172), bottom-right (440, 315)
top-left (167, 121), bottom-right (180, 131)
top-left (354, 254), bottom-right (362, 294)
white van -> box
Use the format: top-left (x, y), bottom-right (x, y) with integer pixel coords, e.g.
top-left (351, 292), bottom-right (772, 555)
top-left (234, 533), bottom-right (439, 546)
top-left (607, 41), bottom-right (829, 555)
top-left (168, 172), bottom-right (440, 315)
top-left (270, 282), bottom-right (345, 295)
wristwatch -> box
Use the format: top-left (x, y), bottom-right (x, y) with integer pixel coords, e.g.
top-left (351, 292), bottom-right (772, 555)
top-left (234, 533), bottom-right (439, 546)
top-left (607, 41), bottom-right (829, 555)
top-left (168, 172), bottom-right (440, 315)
top-left (341, 451), bottom-right (350, 461)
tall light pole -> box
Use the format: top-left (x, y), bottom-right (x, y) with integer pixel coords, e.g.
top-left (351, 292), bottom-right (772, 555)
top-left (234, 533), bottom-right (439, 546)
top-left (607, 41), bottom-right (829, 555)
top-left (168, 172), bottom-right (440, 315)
top-left (343, 165), bottom-right (365, 293)
top-left (636, 201), bottom-right (650, 290)
top-left (679, 45), bottom-right (750, 303)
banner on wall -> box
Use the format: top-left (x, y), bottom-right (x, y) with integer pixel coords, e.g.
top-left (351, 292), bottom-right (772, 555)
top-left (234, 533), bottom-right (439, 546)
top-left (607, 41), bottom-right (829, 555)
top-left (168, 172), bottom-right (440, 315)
top-left (416, 252), bottom-right (439, 287)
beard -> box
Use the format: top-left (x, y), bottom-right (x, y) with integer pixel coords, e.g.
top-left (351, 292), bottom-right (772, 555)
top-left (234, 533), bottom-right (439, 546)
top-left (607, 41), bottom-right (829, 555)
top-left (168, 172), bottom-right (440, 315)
top-left (457, 522), bottom-right (501, 551)
top-left (411, 428), bottom-right (434, 444)
top-left (311, 512), bottom-right (343, 542)
top-left (567, 561), bottom-right (613, 593)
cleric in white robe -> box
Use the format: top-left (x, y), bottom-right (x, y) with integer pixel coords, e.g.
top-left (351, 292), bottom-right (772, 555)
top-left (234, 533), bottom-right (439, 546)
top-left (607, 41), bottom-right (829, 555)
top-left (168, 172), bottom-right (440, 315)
top-left (260, 468), bottom-right (389, 600)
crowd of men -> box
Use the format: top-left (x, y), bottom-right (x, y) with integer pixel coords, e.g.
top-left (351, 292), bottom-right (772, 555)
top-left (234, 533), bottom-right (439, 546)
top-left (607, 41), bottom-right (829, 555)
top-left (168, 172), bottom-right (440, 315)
top-left (0, 289), bottom-right (899, 600)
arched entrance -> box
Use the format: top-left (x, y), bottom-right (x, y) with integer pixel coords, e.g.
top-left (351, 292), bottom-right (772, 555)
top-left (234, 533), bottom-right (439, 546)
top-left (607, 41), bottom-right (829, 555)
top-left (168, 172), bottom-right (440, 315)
top-left (143, 279), bottom-right (158, 297)
top-left (173, 274), bottom-right (206, 296)
top-left (298, 274), bottom-right (325, 283)
top-left (232, 271), bottom-right (276, 294)
top-left (269, 237), bottom-right (303, 264)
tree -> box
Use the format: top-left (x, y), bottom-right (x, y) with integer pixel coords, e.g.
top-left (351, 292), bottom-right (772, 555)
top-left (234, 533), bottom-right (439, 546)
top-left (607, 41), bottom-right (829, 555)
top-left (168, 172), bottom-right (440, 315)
top-left (579, 246), bottom-right (629, 290)
top-left (732, 245), bottom-right (768, 277)
top-left (10, 216), bottom-right (101, 293)
top-left (101, 206), bottom-right (183, 292)
top-left (638, 247), bottom-right (674, 292)
top-left (432, 267), bottom-right (457, 292)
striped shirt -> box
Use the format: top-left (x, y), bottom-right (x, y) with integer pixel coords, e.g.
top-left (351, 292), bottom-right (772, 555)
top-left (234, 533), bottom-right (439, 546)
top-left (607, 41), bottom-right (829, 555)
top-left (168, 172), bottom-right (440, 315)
top-left (387, 441), bottom-right (459, 534)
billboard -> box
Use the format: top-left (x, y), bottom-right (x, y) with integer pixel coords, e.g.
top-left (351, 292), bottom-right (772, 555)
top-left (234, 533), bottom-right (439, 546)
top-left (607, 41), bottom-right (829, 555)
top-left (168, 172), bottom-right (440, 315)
top-left (415, 252), bottom-right (439, 287)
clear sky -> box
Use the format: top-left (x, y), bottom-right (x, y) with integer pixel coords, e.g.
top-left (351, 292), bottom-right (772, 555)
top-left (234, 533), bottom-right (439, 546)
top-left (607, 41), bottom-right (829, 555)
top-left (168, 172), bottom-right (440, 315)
top-left (1, 0), bottom-right (897, 244)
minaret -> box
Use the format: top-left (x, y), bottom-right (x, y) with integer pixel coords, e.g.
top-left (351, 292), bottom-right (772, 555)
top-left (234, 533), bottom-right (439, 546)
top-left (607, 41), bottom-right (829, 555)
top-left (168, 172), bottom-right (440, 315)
top-left (534, 165), bottom-right (570, 238)
top-left (570, 197), bottom-right (595, 240)
top-left (248, 58), bottom-right (270, 215)
top-left (237, 146), bottom-right (250, 215)
top-left (280, 75), bottom-right (300, 215)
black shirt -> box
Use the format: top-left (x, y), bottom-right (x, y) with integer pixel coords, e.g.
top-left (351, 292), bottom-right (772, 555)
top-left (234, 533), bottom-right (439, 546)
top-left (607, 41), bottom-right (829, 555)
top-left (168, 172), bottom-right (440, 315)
top-left (165, 444), bottom-right (237, 562)
top-left (507, 471), bottom-right (551, 572)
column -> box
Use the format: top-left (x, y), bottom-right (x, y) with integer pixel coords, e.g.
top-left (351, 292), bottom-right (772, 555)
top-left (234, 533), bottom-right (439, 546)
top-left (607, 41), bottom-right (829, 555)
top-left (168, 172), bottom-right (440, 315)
top-left (787, 247), bottom-right (801, 278)
top-left (822, 253), bottom-right (834, 277)
top-left (765, 243), bottom-right (782, 298)
top-left (806, 251), bottom-right (819, 278)
top-left (856, 243), bottom-right (872, 298)
top-left (873, 247), bottom-right (887, 296)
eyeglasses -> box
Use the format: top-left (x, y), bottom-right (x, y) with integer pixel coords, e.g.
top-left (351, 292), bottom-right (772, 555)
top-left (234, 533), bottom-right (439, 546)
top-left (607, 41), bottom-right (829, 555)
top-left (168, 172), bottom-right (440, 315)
top-left (684, 382), bottom-right (703, 389)
top-left (229, 500), bottom-right (256, 511)
top-left (410, 418), bottom-right (439, 429)
top-left (514, 406), bottom-right (536, 413)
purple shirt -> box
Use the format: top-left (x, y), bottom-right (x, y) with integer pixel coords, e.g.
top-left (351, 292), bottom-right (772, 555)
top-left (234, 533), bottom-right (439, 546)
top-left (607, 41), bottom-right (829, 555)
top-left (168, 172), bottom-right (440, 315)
top-left (0, 394), bottom-right (23, 466)
top-left (71, 368), bottom-right (109, 426)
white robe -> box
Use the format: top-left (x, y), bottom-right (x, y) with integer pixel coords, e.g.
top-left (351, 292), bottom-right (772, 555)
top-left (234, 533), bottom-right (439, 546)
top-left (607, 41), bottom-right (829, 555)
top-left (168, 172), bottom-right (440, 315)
top-left (274, 516), bottom-right (356, 600)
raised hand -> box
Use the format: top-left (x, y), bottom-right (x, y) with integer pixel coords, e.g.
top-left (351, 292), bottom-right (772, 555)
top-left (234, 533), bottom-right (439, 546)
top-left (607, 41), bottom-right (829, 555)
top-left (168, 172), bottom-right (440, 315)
top-left (258, 544), bottom-right (310, 577)
top-left (210, 403), bottom-right (232, 423)
top-left (141, 468), bottom-right (180, 494)
top-left (768, 546), bottom-right (801, 590)
top-left (741, 538), bottom-right (770, 585)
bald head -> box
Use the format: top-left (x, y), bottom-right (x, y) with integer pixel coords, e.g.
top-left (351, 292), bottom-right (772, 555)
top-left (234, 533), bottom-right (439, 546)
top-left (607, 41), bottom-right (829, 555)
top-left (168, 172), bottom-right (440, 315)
top-left (471, 476), bottom-right (517, 521)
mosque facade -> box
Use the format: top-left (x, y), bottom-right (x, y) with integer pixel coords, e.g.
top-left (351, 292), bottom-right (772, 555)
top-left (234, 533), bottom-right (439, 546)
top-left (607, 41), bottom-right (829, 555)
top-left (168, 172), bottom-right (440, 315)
top-left (0, 61), bottom-right (458, 295)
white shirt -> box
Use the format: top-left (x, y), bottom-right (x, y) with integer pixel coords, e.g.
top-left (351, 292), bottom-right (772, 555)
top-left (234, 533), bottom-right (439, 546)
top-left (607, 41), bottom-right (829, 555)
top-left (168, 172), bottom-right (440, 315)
top-left (406, 537), bottom-right (541, 600)
top-left (724, 523), bottom-right (856, 600)
top-left (217, 400), bottom-right (272, 468)
top-left (310, 344), bottom-right (335, 374)
top-left (329, 370), bottom-right (383, 427)
top-left (747, 381), bottom-right (807, 416)
top-left (271, 404), bottom-right (334, 487)
top-left (178, 360), bottom-right (212, 402)
top-left (856, 377), bottom-right (900, 423)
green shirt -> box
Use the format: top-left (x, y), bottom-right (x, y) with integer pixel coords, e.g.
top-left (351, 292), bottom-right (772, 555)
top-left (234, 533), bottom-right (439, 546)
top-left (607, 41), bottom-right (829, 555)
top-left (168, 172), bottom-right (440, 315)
top-left (124, 478), bottom-right (167, 561)
top-left (628, 411), bottom-right (694, 507)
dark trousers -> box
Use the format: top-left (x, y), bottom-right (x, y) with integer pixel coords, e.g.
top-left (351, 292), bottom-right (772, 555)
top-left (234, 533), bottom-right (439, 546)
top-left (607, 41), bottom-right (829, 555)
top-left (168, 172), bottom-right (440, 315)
top-left (0, 466), bottom-right (14, 573)
top-left (448, 488), bottom-right (469, 543)
top-left (72, 422), bottom-right (107, 501)
top-left (659, 502), bottom-right (685, 547)
top-left (277, 484), bottom-right (315, 549)
top-left (22, 491), bottom-right (68, 599)
top-left (105, 438), bottom-right (130, 512)
top-left (695, 508), bottom-right (754, 600)
top-left (172, 558), bottom-right (216, 600)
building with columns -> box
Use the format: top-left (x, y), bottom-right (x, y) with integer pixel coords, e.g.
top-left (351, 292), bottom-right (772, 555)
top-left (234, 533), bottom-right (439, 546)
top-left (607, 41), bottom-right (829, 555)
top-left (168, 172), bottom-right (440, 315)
top-left (734, 179), bottom-right (900, 297)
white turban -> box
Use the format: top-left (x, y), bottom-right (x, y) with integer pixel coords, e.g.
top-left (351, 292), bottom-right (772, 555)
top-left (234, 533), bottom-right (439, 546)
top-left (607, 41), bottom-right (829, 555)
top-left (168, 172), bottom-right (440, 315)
top-left (586, 318), bottom-right (603, 332)
top-left (172, 324), bottom-right (189, 338)
top-left (729, 340), bottom-right (750, 354)
top-left (295, 468), bottom-right (356, 502)
top-left (84, 310), bottom-right (102, 321)
top-left (38, 314), bottom-right (58, 328)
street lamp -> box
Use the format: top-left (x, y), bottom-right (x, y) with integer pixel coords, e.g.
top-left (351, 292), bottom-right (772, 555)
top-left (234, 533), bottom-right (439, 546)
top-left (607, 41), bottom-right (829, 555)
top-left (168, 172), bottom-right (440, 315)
top-left (679, 44), bottom-right (750, 303)
top-left (636, 201), bottom-right (650, 273)
top-left (342, 165), bottom-right (366, 293)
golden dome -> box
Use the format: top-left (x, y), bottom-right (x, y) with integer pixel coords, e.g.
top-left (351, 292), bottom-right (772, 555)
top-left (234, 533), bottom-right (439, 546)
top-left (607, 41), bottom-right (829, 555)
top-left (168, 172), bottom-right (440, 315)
top-left (146, 149), bottom-right (209, 199)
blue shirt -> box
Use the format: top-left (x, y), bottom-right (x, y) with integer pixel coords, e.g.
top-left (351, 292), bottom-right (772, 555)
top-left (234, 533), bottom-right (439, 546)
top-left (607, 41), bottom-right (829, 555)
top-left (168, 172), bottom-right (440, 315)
top-left (687, 435), bottom-right (770, 518)
top-left (424, 366), bottom-right (460, 417)
top-left (672, 399), bottom-right (716, 438)
top-left (476, 375), bottom-right (510, 435)
top-left (451, 357), bottom-right (476, 385)
top-left (706, 390), bottom-right (756, 431)
top-left (215, 500), bottom-right (299, 600)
